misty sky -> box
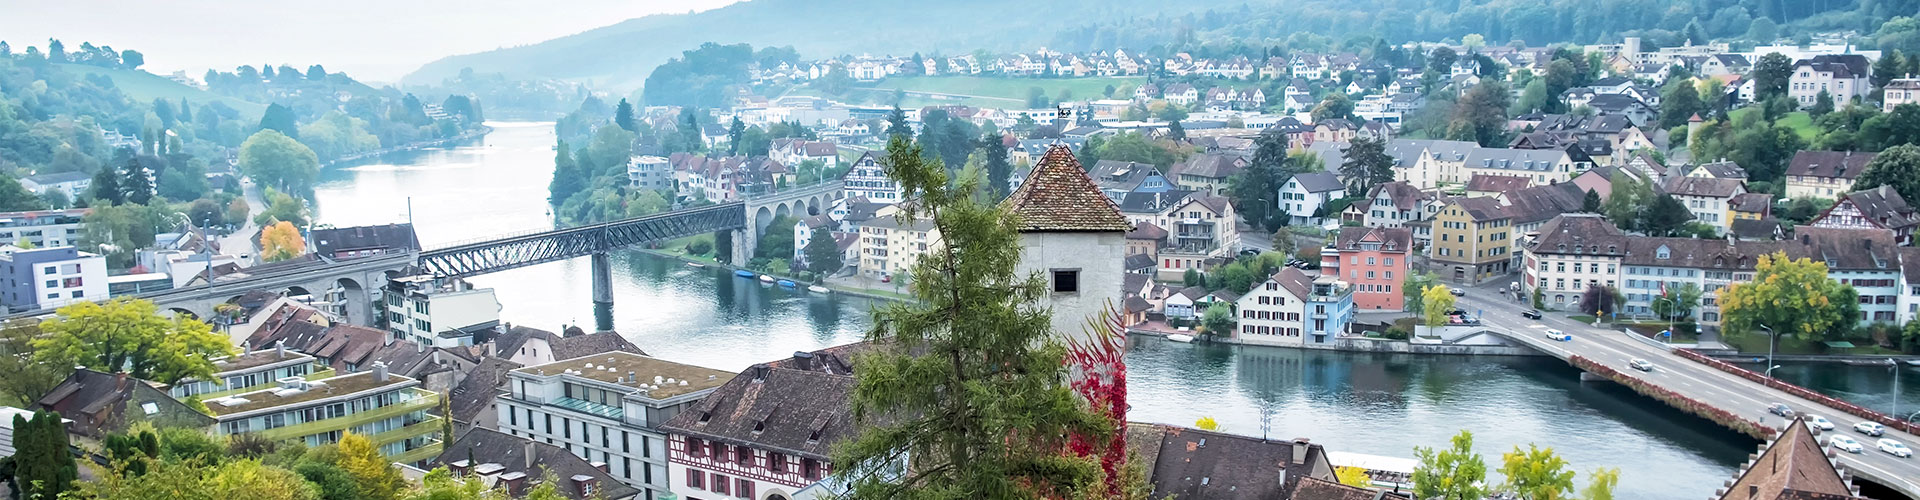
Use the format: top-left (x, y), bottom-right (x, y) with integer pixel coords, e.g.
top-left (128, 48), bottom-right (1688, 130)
top-left (0, 0), bottom-right (740, 83)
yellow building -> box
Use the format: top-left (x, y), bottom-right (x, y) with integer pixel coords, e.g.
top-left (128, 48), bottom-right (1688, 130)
top-left (1429, 197), bottom-right (1512, 284)
top-left (857, 216), bottom-right (941, 280)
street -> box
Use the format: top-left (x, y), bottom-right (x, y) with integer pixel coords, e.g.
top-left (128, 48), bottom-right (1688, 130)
top-left (1453, 279), bottom-right (1920, 496)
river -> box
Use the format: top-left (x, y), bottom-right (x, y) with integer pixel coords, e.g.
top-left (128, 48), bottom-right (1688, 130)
top-left (310, 121), bottom-right (1918, 499)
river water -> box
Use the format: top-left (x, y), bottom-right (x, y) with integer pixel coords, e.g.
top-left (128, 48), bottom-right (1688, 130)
top-left (309, 121), bottom-right (1920, 499)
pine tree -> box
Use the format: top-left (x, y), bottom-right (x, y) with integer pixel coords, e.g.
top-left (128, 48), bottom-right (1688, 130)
top-left (13, 411), bottom-right (76, 500)
top-left (982, 132), bottom-right (1013, 199)
top-left (831, 136), bottom-right (1108, 498)
top-left (258, 103), bottom-right (299, 140)
top-left (91, 164), bottom-right (124, 206)
top-left (613, 98), bottom-right (637, 132)
top-left (547, 140), bottom-right (583, 206)
top-left (122, 156), bottom-right (154, 205)
top-left (727, 117), bottom-right (746, 155)
top-left (714, 230), bottom-right (734, 265)
top-left (1582, 189), bottom-right (1602, 213)
top-left (1167, 120), bottom-right (1186, 141)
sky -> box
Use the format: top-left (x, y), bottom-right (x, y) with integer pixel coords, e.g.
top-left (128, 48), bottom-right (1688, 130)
top-left (0, 0), bottom-right (741, 83)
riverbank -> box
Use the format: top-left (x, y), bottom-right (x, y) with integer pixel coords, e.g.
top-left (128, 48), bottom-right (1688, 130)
top-left (321, 125), bottom-right (493, 168)
top-left (635, 246), bottom-right (911, 303)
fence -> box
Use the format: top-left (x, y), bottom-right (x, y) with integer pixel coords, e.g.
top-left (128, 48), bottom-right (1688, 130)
top-left (1674, 348), bottom-right (1920, 436)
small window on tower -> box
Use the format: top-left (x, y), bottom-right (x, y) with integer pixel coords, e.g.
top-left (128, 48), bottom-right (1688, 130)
top-left (1052, 270), bottom-right (1080, 293)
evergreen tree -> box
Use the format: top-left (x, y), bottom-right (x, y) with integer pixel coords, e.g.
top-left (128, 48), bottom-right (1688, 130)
top-left (714, 230), bottom-right (734, 264)
top-left (122, 156), bottom-right (154, 205)
top-left (547, 140), bottom-right (584, 206)
top-left (832, 135), bottom-right (1108, 498)
top-left (802, 229), bottom-right (843, 275)
top-left (1339, 137), bottom-right (1394, 194)
top-left (982, 132), bottom-right (1013, 199)
top-left (1229, 131), bottom-right (1292, 229)
top-left (1810, 90), bottom-right (1835, 117)
top-left (12, 411), bottom-right (77, 500)
top-left (885, 105), bottom-right (912, 139)
top-left (728, 117), bottom-right (746, 155)
top-left (1582, 189), bottom-right (1602, 213)
top-left (1875, 49), bottom-right (1907, 90)
top-left (176, 98), bottom-right (191, 123)
top-left (1167, 120), bottom-right (1186, 141)
top-left (91, 164), bottom-right (125, 206)
top-left (258, 103), bottom-right (299, 140)
top-left (614, 98), bottom-right (637, 132)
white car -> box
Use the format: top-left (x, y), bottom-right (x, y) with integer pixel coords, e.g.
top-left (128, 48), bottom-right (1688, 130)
top-left (1829, 435), bottom-right (1865, 454)
top-left (1545, 329), bottom-right (1572, 342)
top-left (1856, 421), bottom-right (1887, 436)
top-left (1629, 359), bottom-right (1654, 372)
top-left (1806, 415), bottom-right (1835, 431)
top-left (1878, 438), bottom-right (1912, 458)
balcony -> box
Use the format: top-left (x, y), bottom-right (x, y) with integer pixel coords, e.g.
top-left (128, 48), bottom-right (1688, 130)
top-left (389, 439), bottom-right (444, 465)
top-left (193, 368), bottom-right (338, 400)
top-left (372, 415), bottom-right (442, 447)
top-left (552, 397), bottom-right (624, 420)
top-left (252, 392), bottom-right (438, 442)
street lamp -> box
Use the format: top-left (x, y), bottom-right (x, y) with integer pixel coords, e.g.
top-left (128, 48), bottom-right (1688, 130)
top-left (1761, 324), bottom-right (1778, 379)
top-left (1893, 358), bottom-right (1903, 422)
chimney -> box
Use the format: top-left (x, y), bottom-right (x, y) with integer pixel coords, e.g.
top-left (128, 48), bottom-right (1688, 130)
top-left (525, 439), bottom-right (537, 470)
top-left (417, 340), bottom-right (425, 353)
top-left (242, 340), bottom-right (252, 353)
top-left (752, 364), bottom-right (768, 383)
top-left (373, 362), bottom-right (389, 382)
top-left (275, 340), bottom-right (285, 359)
top-left (1292, 438), bottom-right (1310, 465)
top-left (590, 461), bottom-right (608, 473)
top-left (483, 341), bottom-right (496, 359)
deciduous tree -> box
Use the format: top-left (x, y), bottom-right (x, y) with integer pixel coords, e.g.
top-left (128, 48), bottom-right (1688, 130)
top-left (832, 136), bottom-right (1108, 498)
top-left (1403, 272), bottom-right (1437, 315)
top-left (803, 227), bottom-right (843, 275)
top-left (1499, 444), bottom-right (1575, 500)
top-left (1753, 53), bottom-right (1793, 101)
top-left (1412, 430), bottom-right (1486, 500)
top-left (1851, 144), bottom-right (1920, 204)
top-left (1582, 468), bottom-right (1621, 500)
top-left (0, 320), bottom-right (61, 407)
top-left (257, 103), bottom-right (300, 140)
top-left (1722, 251), bottom-right (1861, 342)
top-left (238, 130), bottom-right (320, 194)
top-left (1335, 466), bottom-right (1372, 487)
top-left (32, 298), bottom-right (231, 385)
top-left (1201, 301), bottom-right (1235, 338)
top-left (337, 433), bottom-right (403, 500)
top-left (260, 221), bottom-right (306, 262)
top-left (1422, 285), bottom-right (1455, 328)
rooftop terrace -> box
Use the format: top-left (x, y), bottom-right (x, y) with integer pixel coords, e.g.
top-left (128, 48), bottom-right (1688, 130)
top-left (513, 351), bottom-right (734, 400)
top-left (204, 370), bottom-right (416, 417)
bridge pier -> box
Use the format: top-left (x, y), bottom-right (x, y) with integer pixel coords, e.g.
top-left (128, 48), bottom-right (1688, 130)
top-left (591, 252), bottom-right (614, 332)
top-left (731, 228), bottom-right (752, 268)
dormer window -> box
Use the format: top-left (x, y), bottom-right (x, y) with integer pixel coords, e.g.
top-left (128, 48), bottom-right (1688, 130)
top-left (1655, 246), bottom-right (1670, 259)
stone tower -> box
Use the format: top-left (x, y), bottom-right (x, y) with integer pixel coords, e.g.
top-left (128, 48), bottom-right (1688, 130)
top-left (1005, 145), bottom-right (1133, 347)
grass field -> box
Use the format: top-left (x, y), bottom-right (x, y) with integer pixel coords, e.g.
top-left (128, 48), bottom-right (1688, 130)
top-left (860, 76), bottom-right (1145, 107)
top-left (56, 64), bottom-right (266, 117)
top-left (1728, 108), bottom-right (1820, 143)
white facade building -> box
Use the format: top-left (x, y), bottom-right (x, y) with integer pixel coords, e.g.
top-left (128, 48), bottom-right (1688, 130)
top-left (383, 275), bottom-right (503, 347)
top-left (0, 209), bottom-right (87, 248)
top-left (627, 155), bottom-right (672, 191)
top-left (839, 152), bottom-right (903, 204)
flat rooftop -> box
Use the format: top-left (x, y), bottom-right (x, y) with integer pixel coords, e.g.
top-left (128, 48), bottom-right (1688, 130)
top-left (513, 351), bottom-right (734, 400)
top-left (212, 349), bottom-right (317, 373)
top-left (205, 370), bottom-right (414, 417)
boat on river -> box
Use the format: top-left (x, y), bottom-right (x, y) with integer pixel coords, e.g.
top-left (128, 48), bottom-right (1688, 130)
top-left (734, 270), bottom-right (755, 278)
top-left (807, 285), bottom-right (830, 293)
top-left (777, 279), bottom-right (797, 288)
top-left (759, 274), bottom-right (776, 283)
top-left (1166, 334), bottom-right (1195, 343)
top-left (686, 262), bottom-right (706, 268)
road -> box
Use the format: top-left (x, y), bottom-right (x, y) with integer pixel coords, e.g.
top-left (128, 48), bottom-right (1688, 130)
top-left (214, 177), bottom-right (266, 267)
top-left (1452, 279), bottom-right (1920, 497)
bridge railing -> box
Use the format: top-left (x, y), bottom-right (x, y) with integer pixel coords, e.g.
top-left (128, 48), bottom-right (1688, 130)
top-left (1673, 348), bottom-right (1920, 436)
top-left (1569, 354), bottom-right (1777, 440)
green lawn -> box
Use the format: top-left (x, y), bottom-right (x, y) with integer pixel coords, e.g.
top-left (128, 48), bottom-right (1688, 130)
top-left (862, 76), bottom-right (1145, 106)
top-left (57, 64), bottom-right (265, 117)
top-left (1722, 332), bottom-right (1904, 355)
top-left (1728, 108), bottom-right (1820, 143)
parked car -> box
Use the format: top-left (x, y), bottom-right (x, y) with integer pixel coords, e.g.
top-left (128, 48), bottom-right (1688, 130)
top-left (1829, 435), bottom-right (1865, 453)
top-left (1521, 310), bottom-right (1543, 320)
top-left (1856, 422), bottom-right (1887, 436)
top-left (1545, 330), bottom-right (1572, 342)
top-left (1878, 438), bottom-right (1912, 458)
top-left (1767, 403), bottom-right (1794, 418)
top-left (1449, 287), bottom-right (1466, 296)
top-left (1806, 415), bottom-right (1835, 431)
top-left (1629, 359), bottom-right (1654, 372)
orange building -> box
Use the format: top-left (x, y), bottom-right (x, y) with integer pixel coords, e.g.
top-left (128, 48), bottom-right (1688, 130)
top-left (1320, 226), bottom-right (1413, 311)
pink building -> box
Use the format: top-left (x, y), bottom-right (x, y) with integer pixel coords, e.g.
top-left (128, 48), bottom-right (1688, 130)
top-left (1320, 226), bottom-right (1413, 311)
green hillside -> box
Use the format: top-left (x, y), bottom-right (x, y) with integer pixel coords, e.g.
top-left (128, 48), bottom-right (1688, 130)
top-left (55, 64), bottom-right (265, 117)
top-left (864, 76), bottom-right (1144, 106)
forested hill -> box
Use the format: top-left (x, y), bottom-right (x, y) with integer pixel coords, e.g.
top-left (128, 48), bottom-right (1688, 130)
top-left (399, 0), bottom-right (1246, 91)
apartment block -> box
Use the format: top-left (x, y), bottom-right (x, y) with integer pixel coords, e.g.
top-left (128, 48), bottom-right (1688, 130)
top-left (383, 274), bottom-right (503, 347)
top-left (203, 364), bottom-right (443, 466)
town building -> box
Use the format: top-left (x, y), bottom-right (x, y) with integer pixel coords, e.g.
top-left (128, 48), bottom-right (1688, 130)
top-left (1522, 214), bottom-right (1627, 311)
top-left (1454, 148), bottom-right (1583, 185)
top-left (167, 346), bottom-right (328, 399)
top-left (436, 428), bottom-right (644, 500)
top-left (1360, 181), bottom-right (1429, 228)
top-left (1788, 54), bottom-right (1871, 109)
top-left (1385, 139), bottom-right (1476, 190)
top-left (17, 172), bottom-right (91, 199)
top-left (627, 155), bottom-right (672, 191)
top-left (1430, 198), bottom-right (1512, 283)
top-left (0, 209), bottom-right (88, 248)
top-left (203, 365), bottom-right (443, 465)
top-left (1007, 144), bottom-right (1134, 346)
top-left (309, 224), bottom-right (421, 260)
top-left (1167, 153), bottom-right (1245, 197)
top-left (1885, 78), bottom-right (1920, 112)
top-left (1087, 160), bottom-right (1173, 201)
top-left (1808, 185), bottom-right (1920, 246)
top-left (855, 215), bottom-right (939, 281)
top-left (0, 245), bottom-right (107, 313)
top-left (1322, 226), bottom-right (1413, 311)
top-left (383, 275), bottom-right (503, 347)
top-left (840, 151), bottom-right (903, 203)
top-left (1662, 176), bottom-right (1747, 236)
top-left (495, 351), bottom-right (734, 498)
top-left (37, 368), bottom-right (213, 442)
top-left (1279, 172), bottom-right (1345, 225)
top-left (661, 364), bottom-right (852, 500)
top-left (1234, 268), bottom-right (1313, 347)
top-left (1129, 423), bottom-right (1341, 500)
top-left (1784, 151), bottom-right (1875, 200)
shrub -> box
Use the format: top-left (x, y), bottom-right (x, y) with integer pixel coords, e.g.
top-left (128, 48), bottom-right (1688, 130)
top-left (1383, 327), bottom-right (1410, 340)
top-left (687, 239), bottom-right (714, 256)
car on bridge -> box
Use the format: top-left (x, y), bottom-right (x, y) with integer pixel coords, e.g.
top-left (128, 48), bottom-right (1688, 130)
top-left (1629, 359), bottom-right (1654, 372)
top-left (1878, 438), bottom-right (1912, 458)
top-left (1829, 435), bottom-right (1865, 454)
top-left (1544, 329), bottom-right (1571, 342)
top-left (1449, 287), bottom-right (1466, 296)
top-left (1521, 309), bottom-right (1542, 320)
top-left (1806, 415), bottom-right (1836, 431)
top-left (1856, 422), bottom-right (1887, 437)
top-left (1767, 403), bottom-right (1794, 418)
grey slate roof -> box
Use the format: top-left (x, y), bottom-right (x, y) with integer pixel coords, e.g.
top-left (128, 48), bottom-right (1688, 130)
top-left (1527, 214), bottom-right (1627, 255)
top-left (1785, 151), bottom-right (1875, 180)
top-left (1142, 424), bottom-right (1335, 500)
top-left (1502, 183), bottom-right (1588, 225)
top-left (1460, 148), bottom-right (1569, 173)
top-left (658, 365), bottom-right (854, 461)
top-left (1125, 253), bottom-right (1156, 271)
top-left (1663, 176), bottom-right (1745, 198)
top-left (1286, 172), bottom-right (1343, 193)
top-left (431, 428), bottom-right (643, 500)
top-left (1384, 139), bottom-right (1476, 168)
top-left (1118, 190), bottom-right (1194, 215)
top-left (1089, 160), bottom-right (1161, 193)
top-left (448, 357), bottom-right (522, 425)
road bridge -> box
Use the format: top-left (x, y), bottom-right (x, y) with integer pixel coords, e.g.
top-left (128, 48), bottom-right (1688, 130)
top-left (1453, 290), bottom-right (1920, 499)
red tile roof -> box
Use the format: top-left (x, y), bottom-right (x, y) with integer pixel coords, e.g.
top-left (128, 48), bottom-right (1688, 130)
top-left (1005, 145), bottom-right (1133, 232)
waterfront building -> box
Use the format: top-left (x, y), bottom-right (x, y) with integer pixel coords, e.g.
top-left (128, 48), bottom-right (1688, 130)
top-left (383, 275), bottom-right (503, 347)
top-left (1429, 198), bottom-right (1512, 284)
top-left (495, 351), bottom-right (734, 498)
top-left (1129, 423), bottom-right (1342, 499)
top-left (0, 209), bottom-right (87, 248)
top-left (436, 428), bottom-right (644, 500)
top-left (0, 245), bottom-right (107, 313)
top-left (203, 364), bottom-right (443, 465)
top-left (1522, 214), bottom-right (1627, 312)
top-left (840, 151), bottom-right (903, 203)
top-left (168, 346), bottom-right (330, 399)
top-left (1233, 267), bottom-right (1312, 347)
top-left (855, 215), bottom-right (939, 281)
top-left (1321, 226), bottom-right (1412, 311)
top-left (627, 155), bottom-right (671, 192)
